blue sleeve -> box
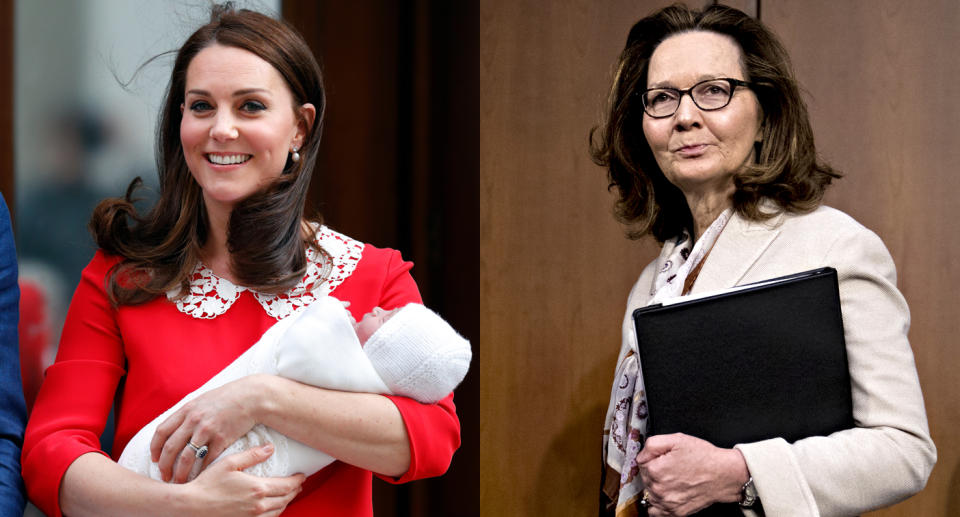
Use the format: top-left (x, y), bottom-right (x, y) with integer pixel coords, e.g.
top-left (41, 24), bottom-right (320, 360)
top-left (0, 194), bottom-right (27, 514)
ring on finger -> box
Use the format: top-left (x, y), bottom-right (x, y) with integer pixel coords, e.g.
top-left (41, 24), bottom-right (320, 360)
top-left (639, 489), bottom-right (651, 507)
top-left (187, 441), bottom-right (209, 459)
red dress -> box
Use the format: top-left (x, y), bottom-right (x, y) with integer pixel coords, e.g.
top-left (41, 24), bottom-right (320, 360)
top-left (22, 227), bottom-right (460, 517)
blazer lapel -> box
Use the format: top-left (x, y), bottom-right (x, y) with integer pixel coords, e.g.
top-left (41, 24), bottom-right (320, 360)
top-left (691, 209), bottom-right (784, 294)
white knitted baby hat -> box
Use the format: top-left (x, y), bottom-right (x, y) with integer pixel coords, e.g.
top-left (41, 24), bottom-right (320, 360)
top-left (363, 304), bottom-right (472, 404)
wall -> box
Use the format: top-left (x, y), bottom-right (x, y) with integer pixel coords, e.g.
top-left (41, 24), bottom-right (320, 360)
top-left (480, 1), bottom-right (669, 515)
top-left (763, 2), bottom-right (960, 515)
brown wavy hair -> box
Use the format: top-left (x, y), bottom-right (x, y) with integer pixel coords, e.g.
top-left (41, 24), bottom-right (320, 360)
top-left (91, 3), bottom-right (327, 305)
top-left (590, 4), bottom-right (840, 242)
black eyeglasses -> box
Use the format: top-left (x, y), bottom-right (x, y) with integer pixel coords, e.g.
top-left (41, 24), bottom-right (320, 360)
top-left (640, 78), bottom-right (751, 118)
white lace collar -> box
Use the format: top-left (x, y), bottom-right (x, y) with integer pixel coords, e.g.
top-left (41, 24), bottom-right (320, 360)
top-left (167, 226), bottom-right (364, 320)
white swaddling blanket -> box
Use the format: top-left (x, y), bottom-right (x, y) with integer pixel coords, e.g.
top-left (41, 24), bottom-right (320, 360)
top-left (117, 296), bottom-right (391, 481)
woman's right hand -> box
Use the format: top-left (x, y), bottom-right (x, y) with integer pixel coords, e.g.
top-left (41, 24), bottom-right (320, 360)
top-left (184, 444), bottom-right (305, 517)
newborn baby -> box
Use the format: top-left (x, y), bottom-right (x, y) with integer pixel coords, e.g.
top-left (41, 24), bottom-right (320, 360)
top-left (118, 296), bottom-right (471, 481)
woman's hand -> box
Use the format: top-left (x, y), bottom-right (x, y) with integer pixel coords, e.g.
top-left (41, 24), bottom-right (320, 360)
top-left (184, 444), bottom-right (305, 517)
top-left (58, 447), bottom-right (302, 517)
top-left (636, 433), bottom-right (749, 517)
top-left (152, 375), bottom-right (269, 483)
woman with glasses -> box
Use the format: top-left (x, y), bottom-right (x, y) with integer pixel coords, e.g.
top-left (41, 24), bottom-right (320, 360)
top-left (592, 5), bottom-right (934, 516)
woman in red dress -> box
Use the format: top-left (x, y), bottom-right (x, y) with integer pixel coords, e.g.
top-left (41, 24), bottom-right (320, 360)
top-left (21, 6), bottom-right (460, 516)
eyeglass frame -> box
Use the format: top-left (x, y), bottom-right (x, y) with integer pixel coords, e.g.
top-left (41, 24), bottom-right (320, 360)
top-left (639, 78), bottom-right (752, 118)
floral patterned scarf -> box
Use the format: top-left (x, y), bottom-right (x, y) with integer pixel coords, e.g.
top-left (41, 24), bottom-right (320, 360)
top-left (601, 209), bottom-right (731, 516)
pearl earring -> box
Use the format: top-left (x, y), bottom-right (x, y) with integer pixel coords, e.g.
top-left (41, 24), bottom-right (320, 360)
top-left (291, 147), bottom-right (300, 163)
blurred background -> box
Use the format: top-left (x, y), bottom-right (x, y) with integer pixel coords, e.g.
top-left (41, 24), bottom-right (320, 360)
top-left (0, 1), bottom-right (477, 516)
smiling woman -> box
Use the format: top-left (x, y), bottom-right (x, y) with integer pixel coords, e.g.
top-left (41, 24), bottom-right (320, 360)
top-left (20, 5), bottom-right (461, 517)
top-left (180, 45), bottom-right (315, 221)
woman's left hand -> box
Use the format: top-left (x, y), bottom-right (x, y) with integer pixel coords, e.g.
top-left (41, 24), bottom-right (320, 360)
top-left (151, 374), bottom-right (268, 483)
top-left (636, 433), bottom-right (748, 517)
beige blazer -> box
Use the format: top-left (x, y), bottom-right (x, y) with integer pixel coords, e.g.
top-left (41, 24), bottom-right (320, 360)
top-left (615, 205), bottom-right (936, 517)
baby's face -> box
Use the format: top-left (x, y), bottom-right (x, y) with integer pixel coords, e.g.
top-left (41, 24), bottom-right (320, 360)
top-left (354, 307), bottom-right (401, 345)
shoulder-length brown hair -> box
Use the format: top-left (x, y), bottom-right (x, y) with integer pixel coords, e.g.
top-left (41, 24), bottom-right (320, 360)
top-left (590, 4), bottom-right (840, 242)
top-left (92, 3), bottom-right (327, 305)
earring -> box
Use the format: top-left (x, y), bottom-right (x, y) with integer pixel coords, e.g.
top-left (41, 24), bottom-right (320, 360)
top-left (291, 147), bottom-right (300, 163)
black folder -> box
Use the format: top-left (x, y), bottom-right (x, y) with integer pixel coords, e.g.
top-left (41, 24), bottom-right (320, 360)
top-left (633, 267), bottom-right (853, 515)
